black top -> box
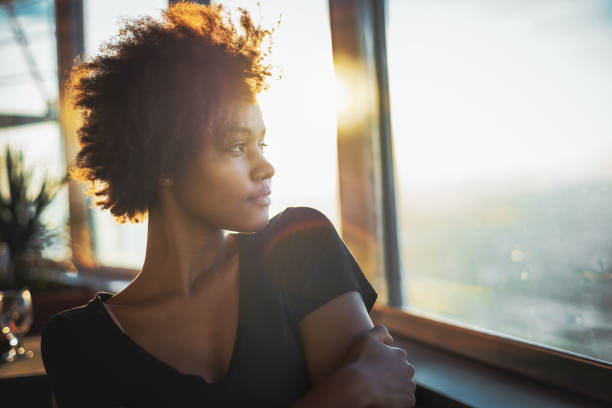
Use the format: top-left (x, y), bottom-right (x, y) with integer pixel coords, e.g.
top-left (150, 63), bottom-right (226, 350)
top-left (41, 207), bottom-right (377, 407)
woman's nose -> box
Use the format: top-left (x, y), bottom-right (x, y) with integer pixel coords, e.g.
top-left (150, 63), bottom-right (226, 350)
top-left (251, 152), bottom-right (275, 181)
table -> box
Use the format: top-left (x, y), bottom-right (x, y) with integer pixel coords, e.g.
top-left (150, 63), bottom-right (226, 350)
top-left (0, 336), bottom-right (45, 378)
top-left (0, 336), bottom-right (52, 407)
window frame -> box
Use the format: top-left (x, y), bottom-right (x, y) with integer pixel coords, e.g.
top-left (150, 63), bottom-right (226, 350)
top-left (372, 304), bottom-right (612, 404)
top-left (328, 0), bottom-right (612, 404)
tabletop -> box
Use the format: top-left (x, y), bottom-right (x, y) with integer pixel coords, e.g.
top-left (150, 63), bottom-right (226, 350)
top-left (0, 336), bottom-right (45, 379)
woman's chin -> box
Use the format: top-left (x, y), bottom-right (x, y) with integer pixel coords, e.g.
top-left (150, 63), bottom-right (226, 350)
top-left (247, 214), bottom-right (270, 232)
top-left (229, 210), bottom-right (270, 233)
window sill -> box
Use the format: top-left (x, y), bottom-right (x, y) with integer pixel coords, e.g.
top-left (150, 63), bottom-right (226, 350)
top-left (372, 304), bottom-right (610, 408)
top-left (397, 336), bottom-right (606, 408)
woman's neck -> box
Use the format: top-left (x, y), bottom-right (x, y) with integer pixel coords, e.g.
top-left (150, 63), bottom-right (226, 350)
top-left (113, 193), bottom-right (235, 305)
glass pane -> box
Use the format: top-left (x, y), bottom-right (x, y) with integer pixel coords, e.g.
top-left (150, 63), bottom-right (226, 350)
top-left (0, 0), bottom-right (69, 261)
top-left (388, 0), bottom-right (612, 362)
top-left (0, 0), bottom-right (58, 116)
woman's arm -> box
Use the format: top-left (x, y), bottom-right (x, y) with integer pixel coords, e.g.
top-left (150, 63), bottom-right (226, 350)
top-left (290, 361), bottom-right (372, 408)
top-left (299, 291), bottom-right (374, 384)
top-left (291, 292), bottom-right (416, 407)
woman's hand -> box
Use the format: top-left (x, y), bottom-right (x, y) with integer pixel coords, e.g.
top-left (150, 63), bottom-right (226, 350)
top-left (345, 325), bottom-right (416, 408)
top-left (291, 325), bottom-right (416, 408)
top-left (294, 292), bottom-right (416, 408)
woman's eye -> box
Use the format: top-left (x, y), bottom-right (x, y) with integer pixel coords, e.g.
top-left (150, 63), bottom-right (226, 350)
top-left (229, 143), bottom-right (245, 154)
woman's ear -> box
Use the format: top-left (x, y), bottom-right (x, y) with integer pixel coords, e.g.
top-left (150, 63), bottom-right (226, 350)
top-left (158, 175), bottom-right (174, 187)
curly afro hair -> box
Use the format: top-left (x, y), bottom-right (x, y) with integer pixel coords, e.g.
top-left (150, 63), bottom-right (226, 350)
top-left (69, 2), bottom-right (273, 223)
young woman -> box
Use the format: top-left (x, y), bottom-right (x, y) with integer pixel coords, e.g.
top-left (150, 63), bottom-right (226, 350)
top-left (41, 3), bottom-right (416, 407)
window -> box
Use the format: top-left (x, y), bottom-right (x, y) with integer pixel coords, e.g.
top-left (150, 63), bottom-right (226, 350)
top-left (387, 0), bottom-right (612, 363)
top-left (0, 0), bottom-right (69, 261)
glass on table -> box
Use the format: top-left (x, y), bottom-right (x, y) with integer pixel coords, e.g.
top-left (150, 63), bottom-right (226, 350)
top-left (0, 289), bottom-right (34, 363)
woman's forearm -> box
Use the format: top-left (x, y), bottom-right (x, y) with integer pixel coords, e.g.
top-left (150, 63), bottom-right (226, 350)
top-left (290, 363), bottom-right (371, 408)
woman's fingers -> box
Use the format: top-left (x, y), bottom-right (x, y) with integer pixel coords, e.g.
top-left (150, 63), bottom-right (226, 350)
top-left (343, 325), bottom-right (417, 407)
top-left (369, 325), bottom-right (394, 345)
top-left (393, 346), bottom-right (408, 361)
top-left (406, 361), bottom-right (416, 378)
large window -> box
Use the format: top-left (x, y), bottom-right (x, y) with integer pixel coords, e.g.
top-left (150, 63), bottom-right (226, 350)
top-left (387, 0), bottom-right (612, 363)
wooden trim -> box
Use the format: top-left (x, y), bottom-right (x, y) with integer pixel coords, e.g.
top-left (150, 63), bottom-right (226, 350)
top-left (55, 0), bottom-right (97, 268)
top-left (329, 0), bottom-right (392, 304)
top-left (372, 303), bottom-right (612, 404)
top-left (74, 263), bottom-right (138, 281)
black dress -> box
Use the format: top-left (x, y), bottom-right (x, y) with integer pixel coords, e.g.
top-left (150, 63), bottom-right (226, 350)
top-left (41, 207), bottom-right (377, 407)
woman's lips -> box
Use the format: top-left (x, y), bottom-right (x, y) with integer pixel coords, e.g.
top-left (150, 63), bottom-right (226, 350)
top-left (248, 189), bottom-right (271, 206)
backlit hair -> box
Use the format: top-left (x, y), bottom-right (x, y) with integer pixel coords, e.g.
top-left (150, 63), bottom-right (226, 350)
top-left (69, 2), bottom-right (273, 222)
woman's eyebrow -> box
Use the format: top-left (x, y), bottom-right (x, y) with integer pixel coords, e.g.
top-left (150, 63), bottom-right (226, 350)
top-left (225, 126), bottom-right (266, 138)
top-left (224, 125), bottom-right (250, 136)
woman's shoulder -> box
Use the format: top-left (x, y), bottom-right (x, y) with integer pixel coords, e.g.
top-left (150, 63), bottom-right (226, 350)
top-left (269, 206), bottom-right (332, 228)
top-left (253, 207), bottom-right (377, 321)
top-left (41, 293), bottom-right (111, 348)
top-left (255, 206), bottom-right (336, 244)
top-left (238, 206), bottom-right (338, 264)
top-left (41, 294), bottom-right (125, 406)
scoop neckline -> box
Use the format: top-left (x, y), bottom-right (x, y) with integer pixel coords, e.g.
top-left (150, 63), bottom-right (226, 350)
top-left (94, 232), bottom-right (246, 386)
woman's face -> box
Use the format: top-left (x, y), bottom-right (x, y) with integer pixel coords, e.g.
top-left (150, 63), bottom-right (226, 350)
top-left (172, 102), bottom-right (274, 232)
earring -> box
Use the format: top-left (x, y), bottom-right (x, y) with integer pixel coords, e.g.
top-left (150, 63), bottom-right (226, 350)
top-left (159, 175), bottom-right (174, 187)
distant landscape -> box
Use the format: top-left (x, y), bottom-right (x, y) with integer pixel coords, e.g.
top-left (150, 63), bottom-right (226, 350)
top-left (399, 179), bottom-right (612, 362)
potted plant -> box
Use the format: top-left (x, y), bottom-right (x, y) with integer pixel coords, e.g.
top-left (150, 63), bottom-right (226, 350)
top-left (0, 147), bottom-right (95, 345)
top-left (0, 146), bottom-right (67, 289)
top-left (0, 146), bottom-right (63, 359)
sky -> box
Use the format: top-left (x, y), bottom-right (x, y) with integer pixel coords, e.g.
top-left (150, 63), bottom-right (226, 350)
top-left (387, 0), bottom-right (612, 210)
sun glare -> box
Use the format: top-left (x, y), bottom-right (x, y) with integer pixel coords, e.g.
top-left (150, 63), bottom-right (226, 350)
top-left (333, 60), bottom-right (373, 131)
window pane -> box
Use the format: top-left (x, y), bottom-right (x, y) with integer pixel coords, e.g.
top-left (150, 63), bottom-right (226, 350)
top-left (0, 123), bottom-right (69, 261)
top-left (0, 0), bottom-right (58, 116)
top-left (388, 0), bottom-right (612, 362)
top-left (0, 0), bottom-right (69, 261)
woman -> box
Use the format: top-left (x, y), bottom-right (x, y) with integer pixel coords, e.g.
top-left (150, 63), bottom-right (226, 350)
top-left (41, 3), bottom-right (416, 407)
